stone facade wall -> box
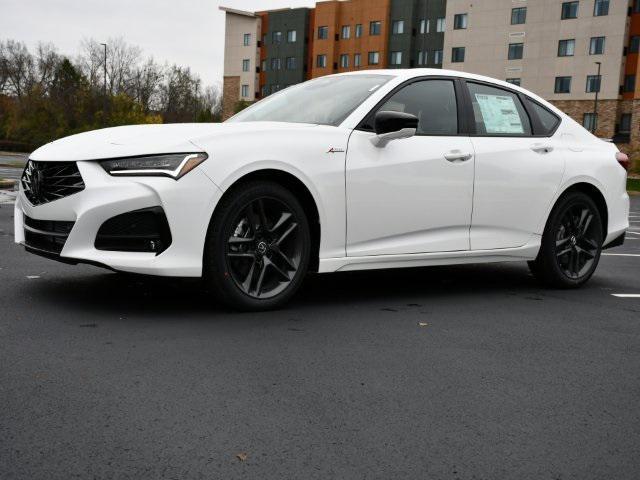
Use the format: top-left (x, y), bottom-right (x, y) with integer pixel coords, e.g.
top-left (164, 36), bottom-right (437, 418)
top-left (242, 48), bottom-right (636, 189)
top-left (222, 76), bottom-right (240, 121)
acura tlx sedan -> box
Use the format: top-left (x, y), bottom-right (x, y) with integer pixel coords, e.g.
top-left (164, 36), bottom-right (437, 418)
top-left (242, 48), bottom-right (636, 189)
top-left (15, 69), bottom-right (630, 310)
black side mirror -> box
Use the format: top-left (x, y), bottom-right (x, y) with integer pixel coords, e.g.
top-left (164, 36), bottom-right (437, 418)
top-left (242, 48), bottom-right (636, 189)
top-left (374, 111), bottom-right (419, 135)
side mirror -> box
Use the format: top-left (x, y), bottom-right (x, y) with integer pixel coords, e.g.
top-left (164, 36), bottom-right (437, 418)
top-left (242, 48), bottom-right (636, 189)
top-left (371, 111), bottom-right (418, 148)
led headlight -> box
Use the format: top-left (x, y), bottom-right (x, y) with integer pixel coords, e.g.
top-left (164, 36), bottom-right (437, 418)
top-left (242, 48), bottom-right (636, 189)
top-left (100, 153), bottom-right (208, 180)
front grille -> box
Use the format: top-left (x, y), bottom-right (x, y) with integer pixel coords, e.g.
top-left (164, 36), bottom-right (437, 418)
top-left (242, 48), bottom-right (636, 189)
top-left (95, 207), bottom-right (172, 255)
top-left (22, 160), bottom-right (85, 206)
top-left (23, 216), bottom-right (75, 254)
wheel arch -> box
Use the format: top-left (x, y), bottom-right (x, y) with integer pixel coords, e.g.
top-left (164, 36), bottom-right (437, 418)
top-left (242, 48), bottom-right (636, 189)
top-left (549, 181), bottom-right (609, 239)
top-left (211, 168), bottom-right (321, 272)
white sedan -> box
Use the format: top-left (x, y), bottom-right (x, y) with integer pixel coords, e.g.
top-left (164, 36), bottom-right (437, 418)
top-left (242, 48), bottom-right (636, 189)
top-left (15, 69), bottom-right (630, 310)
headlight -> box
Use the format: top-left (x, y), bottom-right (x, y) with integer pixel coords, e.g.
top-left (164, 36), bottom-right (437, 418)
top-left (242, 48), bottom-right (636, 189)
top-left (100, 153), bottom-right (208, 180)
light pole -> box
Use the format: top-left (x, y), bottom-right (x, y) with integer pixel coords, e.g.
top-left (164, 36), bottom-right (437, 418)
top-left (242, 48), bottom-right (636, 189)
top-left (592, 61), bottom-right (602, 134)
top-left (100, 43), bottom-right (108, 121)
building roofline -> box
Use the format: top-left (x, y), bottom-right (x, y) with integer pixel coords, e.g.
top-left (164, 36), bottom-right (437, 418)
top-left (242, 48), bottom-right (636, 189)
top-left (219, 6), bottom-right (256, 17)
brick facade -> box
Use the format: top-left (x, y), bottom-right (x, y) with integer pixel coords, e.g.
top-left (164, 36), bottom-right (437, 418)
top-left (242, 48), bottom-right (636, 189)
top-left (222, 76), bottom-right (240, 121)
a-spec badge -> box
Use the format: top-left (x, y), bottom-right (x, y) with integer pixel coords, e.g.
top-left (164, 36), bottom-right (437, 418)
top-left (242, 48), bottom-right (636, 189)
top-left (327, 147), bottom-right (345, 154)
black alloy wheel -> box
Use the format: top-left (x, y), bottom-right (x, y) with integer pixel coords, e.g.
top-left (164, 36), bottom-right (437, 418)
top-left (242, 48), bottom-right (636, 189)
top-left (529, 191), bottom-right (603, 288)
top-left (204, 181), bottom-right (311, 310)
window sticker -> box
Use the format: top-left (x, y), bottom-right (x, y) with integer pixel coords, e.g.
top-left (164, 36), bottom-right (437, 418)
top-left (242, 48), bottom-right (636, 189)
top-left (474, 93), bottom-right (524, 134)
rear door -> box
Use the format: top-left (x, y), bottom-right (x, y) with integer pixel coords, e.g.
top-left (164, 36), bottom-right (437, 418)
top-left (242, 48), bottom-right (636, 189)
top-left (463, 81), bottom-right (565, 250)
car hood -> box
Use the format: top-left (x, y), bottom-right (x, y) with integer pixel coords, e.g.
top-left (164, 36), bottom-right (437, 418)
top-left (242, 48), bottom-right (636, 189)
top-left (29, 122), bottom-right (319, 162)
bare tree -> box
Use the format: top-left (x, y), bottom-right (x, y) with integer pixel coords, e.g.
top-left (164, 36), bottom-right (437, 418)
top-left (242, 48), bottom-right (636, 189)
top-left (3, 40), bottom-right (35, 97)
top-left (35, 42), bottom-right (60, 94)
top-left (132, 57), bottom-right (164, 112)
top-left (78, 38), bottom-right (104, 90)
top-left (0, 40), bottom-right (9, 94)
top-left (105, 37), bottom-right (141, 96)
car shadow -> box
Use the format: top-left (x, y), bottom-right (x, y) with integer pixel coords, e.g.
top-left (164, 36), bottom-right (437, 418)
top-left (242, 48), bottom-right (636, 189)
top-left (21, 261), bottom-right (549, 318)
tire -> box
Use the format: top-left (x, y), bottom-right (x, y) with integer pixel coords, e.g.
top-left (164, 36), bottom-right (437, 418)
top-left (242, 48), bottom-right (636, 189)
top-left (529, 191), bottom-right (603, 288)
top-left (203, 181), bottom-right (311, 311)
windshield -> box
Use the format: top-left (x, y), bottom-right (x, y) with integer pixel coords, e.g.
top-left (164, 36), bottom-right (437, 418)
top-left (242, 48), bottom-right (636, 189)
top-left (228, 74), bottom-right (393, 126)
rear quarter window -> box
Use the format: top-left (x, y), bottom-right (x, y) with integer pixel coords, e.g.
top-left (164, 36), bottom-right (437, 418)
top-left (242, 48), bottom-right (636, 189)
top-left (525, 98), bottom-right (561, 135)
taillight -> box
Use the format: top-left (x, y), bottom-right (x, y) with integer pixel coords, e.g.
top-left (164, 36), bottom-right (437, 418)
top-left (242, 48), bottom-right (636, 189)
top-left (616, 152), bottom-right (630, 171)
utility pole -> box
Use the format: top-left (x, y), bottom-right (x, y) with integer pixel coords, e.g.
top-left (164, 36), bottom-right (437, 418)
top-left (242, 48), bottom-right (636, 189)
top-left (592, 61), bottom-right (601, 134)
top-left (100, 43), bottom-right (108, 123)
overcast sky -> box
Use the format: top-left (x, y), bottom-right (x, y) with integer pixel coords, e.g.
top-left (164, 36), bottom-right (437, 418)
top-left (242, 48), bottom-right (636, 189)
top-left (1, 0), bottom-right (315, 87)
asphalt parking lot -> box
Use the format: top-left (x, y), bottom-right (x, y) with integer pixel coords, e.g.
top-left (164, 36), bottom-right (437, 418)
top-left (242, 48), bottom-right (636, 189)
top-left (1, 196), bottom-right (639, 480)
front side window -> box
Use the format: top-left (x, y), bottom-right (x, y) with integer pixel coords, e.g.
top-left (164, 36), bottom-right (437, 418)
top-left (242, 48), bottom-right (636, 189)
top-left (376, 80), bottom-right (458, 135)
top-left (355, 24), bottom-right (363, 38)
top-left (555, 76), bottom-right (572, 93)
top-left (511, 7), bottom-right (527, 25)
top-left (342, 25), bottom-right (351, 39)
top-left (436, 18), bottom-right (446, 32)
top-left (368, 51), bottom-right (380, 65)
top-left (242, 59), bottom-right (250, 72)
top-left (508, 43), bottom-right (524, 60)
top-left (467, 82), bottom-right (531, 136)
top-left (452, 47), bottom-right (465, 63)
top-left (318, 26), bottom-right (328, 39)
top-left (287, 30), bottom-right (297, 43)
top-left (454, 13), bottom-right (468, 30)
top-left (506, 78), bottom-right (521, 86)
top-left (370, 21), bottom-right (382, 35)
top-left (230, 74), bottom-right (393, 126)
top-left (525, 98), bottom-right (560, 135)
top-left (340, 54), bottom-right (349, 68)
top-left (286, 57), bottom-right (296, 70)
top-left (586, 75), bottom-right (601, 93)
top-left (590, 36), bottom-right (605, 55)
top-left (316, 54), bottom-right (327, 68)
top-left (392, 20), bottom-right (404, 34)
top-left (558, 39), bottom-right (575, 57)
top-left (272, 31), bottom-right (282, 44)
top-left (561, 1), bottom-right (579, 19)
top-left (243, 33), bottom-right (251, 46)
top-left (594, 0), bottom-right (609, 16)
top-left (390, 51), bottom-right (402, 65)
top-left (354, 53), bottom-right (362, 67)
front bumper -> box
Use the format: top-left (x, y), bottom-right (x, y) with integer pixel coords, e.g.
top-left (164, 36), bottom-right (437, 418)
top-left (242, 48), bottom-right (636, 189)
top-left (15, 161), bottom-right (223, 276)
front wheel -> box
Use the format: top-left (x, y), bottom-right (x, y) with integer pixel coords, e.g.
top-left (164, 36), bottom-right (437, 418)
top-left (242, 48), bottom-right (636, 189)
top-left (529, 191), bottom-right (603, 288)
top-left (204, 181), bottom-right (311, 311)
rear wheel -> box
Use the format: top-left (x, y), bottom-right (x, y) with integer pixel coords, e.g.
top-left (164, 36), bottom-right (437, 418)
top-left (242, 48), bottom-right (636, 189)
top-left (204, 181), bottom-right (311, 311)
top-left (529, 191), bottom-right (603, 288)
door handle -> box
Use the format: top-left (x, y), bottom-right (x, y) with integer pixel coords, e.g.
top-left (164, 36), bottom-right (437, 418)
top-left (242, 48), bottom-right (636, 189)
top-left (531, 143), bottom-right (554, 154)
top-left (444, 151), bottom-right (473, 163)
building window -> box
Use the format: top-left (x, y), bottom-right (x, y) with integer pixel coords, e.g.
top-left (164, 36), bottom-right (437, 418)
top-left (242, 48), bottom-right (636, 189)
top-left (316, 54), bottom-right (327, 68)
top-left (436, 18), bottom-right (446, 32)
top-left (594, 0), bottom-right (609, 16)
top-left (454, 14), bottom-right (468, 30)
top-left (370, 21), bottom-right (382, 35)
top-left (287, 30), bottom-right (297, 43)
top-left (561, 1), bottom-right (579, 19)
top-left (261, 59), bottom-right (267, 71)
top-left (558, 39), bottom-right (575, 57)
top-left (451, 47), bottom-right (465, 63)
top-left (341, 25), bottom-right (351, 39)
top-left (635, 0), bottom-right (640, 13)
top-left (508, 43), bottom-right (524, 60)
top-left (583, 113), bottom-right (598, 131)
top-left (630, 36), bottom-right (640, 54)
top-left (619, 114), bottom-right (632, 133)
top-left (340, 54), bottom-right (349, 68)
top-left (272, 31), bottom-right (282, 44)
top-left (390, 51), bottom-right (402, 65)
top-left (272, 84), bottom-right (280, 93)
top-left (392, 20), bottom-right (404, 34)
top-left (261, 85), bottom-right (269, 98)
top-left (318, 26), bottom-right (328, 39)
top-left (586, 75), bottom-right (601, 93)
top-left (418, 51), bottom-right (427, 65)
top-left (420, 19), bottom-right (430, 34)
top-left (624, 74), bottom-right (636, 93)
top-left (286, 57), bottom-right (296, 70)
top-left (243, 33), bottom-right (251, 46)
top-left (506, 78), bottom-right (521, 86)
top-left (355, 24), bottom-right (363, 38)
top-left (511, 7), bottom-right (527, 25)
top-left (354, 53), bottom-right (361, 67)
top-left (242, 59), bottom-right (250, 72)
top-left (555, 76), bottom-right (572, 93)
top-left (241, 84), bottom-right (249, 98)
top-left (590, 37), bottom-right (605, 55)
top-left (368, 51), bottom-right (380, 65)
top-left (270, 58), bottom-right (281, 71)
top-left (434, 50), bottom-right (443, 65)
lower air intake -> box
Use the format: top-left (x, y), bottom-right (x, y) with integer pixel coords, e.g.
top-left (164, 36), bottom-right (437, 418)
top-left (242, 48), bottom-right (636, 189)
top-left (95, 207), bottom-right (172, 255)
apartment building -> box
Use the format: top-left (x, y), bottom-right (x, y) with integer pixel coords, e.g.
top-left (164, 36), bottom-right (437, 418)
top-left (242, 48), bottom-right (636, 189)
top-left (220, 7), bottom-right (261, 120)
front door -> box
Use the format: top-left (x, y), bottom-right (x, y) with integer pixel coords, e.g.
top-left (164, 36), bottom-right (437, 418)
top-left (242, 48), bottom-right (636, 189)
top-left (346, 78), bottom-right (475, 257)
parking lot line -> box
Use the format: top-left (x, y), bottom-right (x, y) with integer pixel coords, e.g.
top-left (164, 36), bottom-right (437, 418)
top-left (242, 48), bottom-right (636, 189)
top-left (603, 253), bottom-right (640, 257)
top-left (611, 294), bottom-right (640, 298)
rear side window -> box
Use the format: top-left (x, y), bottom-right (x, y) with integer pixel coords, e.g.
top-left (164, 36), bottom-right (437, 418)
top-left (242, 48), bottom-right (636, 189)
top-left (525, 98), bottom-right (561, 135)
top-left (376, 79), bottom-right (458, 135)
top-left (467, 82), bottom-right (531, 136)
